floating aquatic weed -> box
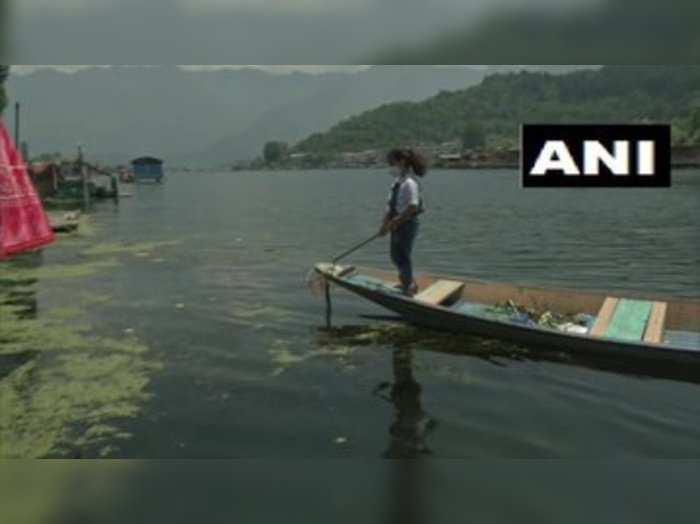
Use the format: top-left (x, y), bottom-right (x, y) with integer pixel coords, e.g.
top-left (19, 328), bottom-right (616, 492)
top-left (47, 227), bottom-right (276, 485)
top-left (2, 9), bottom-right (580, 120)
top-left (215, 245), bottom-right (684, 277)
top-left (230, 304), bottom-right (306, 331)
top-left (44, 306), bottom-right (84, 320)
top-left (0, 301), bottom-right (161, 458)
top-left (0, 308), bottom-right (91, 356)
top-left (82, 240), bottom-right (181, 257)
top-left (0, 258), bottom-right (121, 285)
top-left (75, 213), bottom-right (97, 237)
top-left (316, 324), bottom-right (421, 348)
top-left (267, 341), bottom-right (310, 366)
top-left (232, 304), bottom-right (295, 320)
top-left (76, 291), bottom-right (113, 306)
top-left (267, 338), bottom-right (362, 374)
top-left (0, 342), bottom-right (160, 458)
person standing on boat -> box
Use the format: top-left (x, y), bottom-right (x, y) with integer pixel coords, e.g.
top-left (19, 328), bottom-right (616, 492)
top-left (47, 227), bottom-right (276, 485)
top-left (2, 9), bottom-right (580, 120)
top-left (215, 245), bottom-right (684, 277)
top-left (379, 149), bottom-right (427, 296)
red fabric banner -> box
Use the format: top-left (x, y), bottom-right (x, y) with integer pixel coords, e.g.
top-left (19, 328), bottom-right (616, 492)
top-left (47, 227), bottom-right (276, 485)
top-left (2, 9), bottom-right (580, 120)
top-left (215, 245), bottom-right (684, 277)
top-left (0, 121), bottom-right (55, 258)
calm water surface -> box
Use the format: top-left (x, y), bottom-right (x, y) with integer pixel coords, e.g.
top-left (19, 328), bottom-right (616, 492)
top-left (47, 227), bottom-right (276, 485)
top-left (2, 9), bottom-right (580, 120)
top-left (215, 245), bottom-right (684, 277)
top-left (2, 168), bottom-right (700, 460)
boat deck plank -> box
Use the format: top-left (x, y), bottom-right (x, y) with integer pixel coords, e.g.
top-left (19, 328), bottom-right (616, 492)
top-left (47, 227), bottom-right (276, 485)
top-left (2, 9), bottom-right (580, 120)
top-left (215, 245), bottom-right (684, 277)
top-left (644, 302), bottom-right (668, 344)
top-left (590, 297), bottom-right (619, 337)
top-left (415, 280), bottom-right (464, 306)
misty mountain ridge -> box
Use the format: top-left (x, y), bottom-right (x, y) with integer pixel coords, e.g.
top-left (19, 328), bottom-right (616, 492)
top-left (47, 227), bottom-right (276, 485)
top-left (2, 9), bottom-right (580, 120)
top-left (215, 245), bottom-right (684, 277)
top-left (5, 65), bottom-right (595, 166)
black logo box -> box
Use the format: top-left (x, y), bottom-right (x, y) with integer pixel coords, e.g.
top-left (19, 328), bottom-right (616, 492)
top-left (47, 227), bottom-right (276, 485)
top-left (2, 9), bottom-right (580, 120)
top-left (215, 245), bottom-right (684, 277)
top-left (521, 124), bottom-right (671, 187)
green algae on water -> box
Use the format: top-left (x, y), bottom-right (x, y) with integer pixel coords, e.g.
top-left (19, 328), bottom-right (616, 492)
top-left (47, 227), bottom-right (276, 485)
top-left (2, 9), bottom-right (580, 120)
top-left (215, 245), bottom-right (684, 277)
top-left (0, 258), bottom-right (121, 285)
top-left (0, 301), bottom-right (161, 458)
top-left (82, 240), bottom-right (181, 257)
top-left (267, 338), bottom-right (360, 371)
top-left (232, 304), bottom-right (295, 320)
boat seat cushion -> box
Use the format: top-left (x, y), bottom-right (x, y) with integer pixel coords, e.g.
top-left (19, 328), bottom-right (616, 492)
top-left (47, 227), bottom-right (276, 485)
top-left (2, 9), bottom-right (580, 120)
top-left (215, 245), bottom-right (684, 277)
top-left (415, 280), bottom-right (464, 306)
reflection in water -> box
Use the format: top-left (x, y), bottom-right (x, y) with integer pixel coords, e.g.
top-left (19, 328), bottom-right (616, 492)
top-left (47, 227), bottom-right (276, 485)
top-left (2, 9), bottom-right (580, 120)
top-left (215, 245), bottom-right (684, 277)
top-left (380, 349), bottom-right (432, 524)
top-left (378, 348), bottom-right (436, 459)
top-left (384, 459), bottom-right (428, 524)
top-left (0, 254), bottom-right (40, 382)
top-left (322, 322), bottom-right (700, 389)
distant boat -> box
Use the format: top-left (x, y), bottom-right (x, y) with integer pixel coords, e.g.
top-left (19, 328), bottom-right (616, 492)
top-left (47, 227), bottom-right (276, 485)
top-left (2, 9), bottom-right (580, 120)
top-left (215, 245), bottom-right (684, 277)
top-left (131, 156), bottom-right (164, 183)
top-left (315, 263), bottom-right (700, 363)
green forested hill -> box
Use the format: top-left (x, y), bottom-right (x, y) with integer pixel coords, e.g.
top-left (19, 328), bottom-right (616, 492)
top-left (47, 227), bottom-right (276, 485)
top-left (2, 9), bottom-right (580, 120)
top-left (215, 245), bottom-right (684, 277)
top-left (295, 66), bottom-right (700, 153)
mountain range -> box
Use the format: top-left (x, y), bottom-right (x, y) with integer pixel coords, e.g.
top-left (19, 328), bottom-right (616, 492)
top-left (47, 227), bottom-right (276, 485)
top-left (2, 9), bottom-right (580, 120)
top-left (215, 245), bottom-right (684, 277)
top-left (4, 65), bottom-right (592, 166)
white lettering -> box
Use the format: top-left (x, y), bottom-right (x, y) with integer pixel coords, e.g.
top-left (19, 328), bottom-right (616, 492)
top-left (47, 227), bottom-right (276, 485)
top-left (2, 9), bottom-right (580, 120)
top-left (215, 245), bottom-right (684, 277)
top-left (638, 141), bottom-right (655, 175)
top-left (583, 141), bottom-right (629, 175)
top-left (530, 141), bottom-right (580, 175)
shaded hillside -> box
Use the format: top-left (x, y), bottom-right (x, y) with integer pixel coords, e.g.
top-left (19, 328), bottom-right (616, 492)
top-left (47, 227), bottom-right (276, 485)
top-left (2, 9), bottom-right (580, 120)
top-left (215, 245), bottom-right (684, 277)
top-left (6, 66), bottom-right (491, 166)
top-left (296, 66), bottom-right (700, 154)
top-left (194, 66), bottom-right (491, 165)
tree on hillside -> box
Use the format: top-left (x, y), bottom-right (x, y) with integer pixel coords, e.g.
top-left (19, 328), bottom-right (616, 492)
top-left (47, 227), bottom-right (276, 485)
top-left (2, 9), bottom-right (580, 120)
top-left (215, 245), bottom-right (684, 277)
top-left (263, 141), bottom-right (289, 164)
top-left (688, 106), bottom-right (700, 144)
top-left (293, 66), bottom-right (700, 155)
top-left (672, 104), bottom-right (700, 145)
top-left (461, 121), bottom-right (486, 150)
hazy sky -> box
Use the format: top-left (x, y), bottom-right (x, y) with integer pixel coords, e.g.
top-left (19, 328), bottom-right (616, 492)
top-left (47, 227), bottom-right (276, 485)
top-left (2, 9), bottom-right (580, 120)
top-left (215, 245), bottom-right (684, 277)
top-left (11, 0), bottom-right (595, 63)
top-left (9, 65), bottom-right (374, 76)
top-left (9, 65), bottom-right (491, 77)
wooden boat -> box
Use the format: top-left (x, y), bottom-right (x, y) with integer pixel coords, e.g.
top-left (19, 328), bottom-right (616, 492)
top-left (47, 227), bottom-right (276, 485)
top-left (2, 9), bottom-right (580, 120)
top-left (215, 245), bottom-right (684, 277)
top-left (47, 212), bottom-right (80, 233)
top-left (315, 263), bottom-right (700, 363)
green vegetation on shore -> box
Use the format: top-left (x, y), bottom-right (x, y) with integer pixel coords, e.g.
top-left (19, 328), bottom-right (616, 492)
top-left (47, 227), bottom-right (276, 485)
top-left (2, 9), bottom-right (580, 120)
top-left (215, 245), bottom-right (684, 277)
top-left (294, 66), bottom-right (700, 156)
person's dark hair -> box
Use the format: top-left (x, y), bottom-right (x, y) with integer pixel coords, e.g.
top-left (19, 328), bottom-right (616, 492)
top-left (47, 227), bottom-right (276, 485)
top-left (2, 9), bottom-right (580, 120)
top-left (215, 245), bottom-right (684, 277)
top-left (387, 148), bottom-right (427, 178)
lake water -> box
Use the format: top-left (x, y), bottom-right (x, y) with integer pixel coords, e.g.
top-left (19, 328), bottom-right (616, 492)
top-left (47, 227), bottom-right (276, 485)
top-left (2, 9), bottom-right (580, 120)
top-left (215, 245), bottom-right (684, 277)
top-left (1, 168), bottom-right (700, 461)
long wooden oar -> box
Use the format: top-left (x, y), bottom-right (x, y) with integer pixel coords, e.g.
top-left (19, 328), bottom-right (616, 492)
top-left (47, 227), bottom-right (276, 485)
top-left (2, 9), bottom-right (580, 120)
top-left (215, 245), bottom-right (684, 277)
top-left (332, 209), bottom-right (423, 264)
top-left (332, 232), bottom-right (382, 264)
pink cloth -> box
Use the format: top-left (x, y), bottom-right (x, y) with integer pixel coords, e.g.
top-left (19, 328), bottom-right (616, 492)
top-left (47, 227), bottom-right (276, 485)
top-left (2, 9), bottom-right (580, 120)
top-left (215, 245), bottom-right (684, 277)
top-left (0, 121), bottom-right (54, 258)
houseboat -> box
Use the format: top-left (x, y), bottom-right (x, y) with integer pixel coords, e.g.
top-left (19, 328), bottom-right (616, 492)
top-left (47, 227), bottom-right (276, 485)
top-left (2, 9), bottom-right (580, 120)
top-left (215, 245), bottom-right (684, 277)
top-left (131, 156), bottom-right (164, 183)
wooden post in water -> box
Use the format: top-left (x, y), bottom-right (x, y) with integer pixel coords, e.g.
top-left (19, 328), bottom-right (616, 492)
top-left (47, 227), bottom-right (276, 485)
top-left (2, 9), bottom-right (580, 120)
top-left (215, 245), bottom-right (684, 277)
top-left (78, 143), bottom-right (90, 209)
top-left (325, 282), bottom-right (333, 329)
top-left (111, 172), bottom-right (120, 204)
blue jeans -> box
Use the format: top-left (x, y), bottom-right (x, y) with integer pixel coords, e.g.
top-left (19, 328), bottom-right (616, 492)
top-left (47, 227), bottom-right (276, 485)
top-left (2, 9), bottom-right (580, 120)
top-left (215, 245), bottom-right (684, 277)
top-left (390, 220), bottom-right (419, 290)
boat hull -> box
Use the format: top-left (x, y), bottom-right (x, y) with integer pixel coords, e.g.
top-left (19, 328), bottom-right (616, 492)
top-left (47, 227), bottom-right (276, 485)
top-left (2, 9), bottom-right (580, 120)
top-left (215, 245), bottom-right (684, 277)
top-left (316, 264), bottom-right (700, 364)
